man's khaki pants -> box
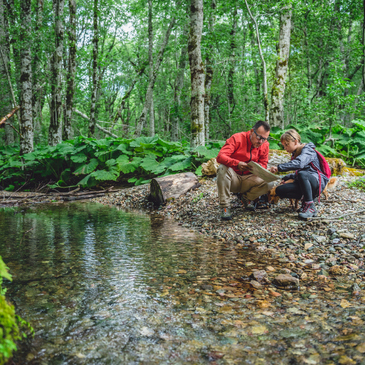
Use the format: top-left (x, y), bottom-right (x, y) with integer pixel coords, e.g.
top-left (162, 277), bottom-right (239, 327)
top-left (217, 164), bottom-right (273, 208)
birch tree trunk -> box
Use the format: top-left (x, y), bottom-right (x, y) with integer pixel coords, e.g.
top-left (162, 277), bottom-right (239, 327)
top-left (64, 0), bottom-right (76, 140)
top-left (48, 0), bottom-right (64, 146)
top-left (0, 0), bottom-right (14, 144)
top-left (189, 0), bottom-right (205, 148)
top-left (32, 0), bottom-right (44, 141)
top-left (269, 5), bottom-right (292, 128)
top-left (89, 0), bottom-right (98, 137)
top-left (19, 0), bottom-right (33, 154)
top-left (134, 4), bottom-right (179, 137)
top-left (204, 0), bottom-right (216, 143)
top-left (245, 0), bottom-right (269, 122)
top-left (227, 6), bottom-right (237, 135)
top-left (148, 0), bottom-right (155, 137)
top-left (171, 28), bottom-right (188, 141)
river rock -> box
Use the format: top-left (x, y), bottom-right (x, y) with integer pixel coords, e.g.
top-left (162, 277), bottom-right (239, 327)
top-left (329, 265), bottom-right (349, 276)
top-left (339, 232), bottom-right (355, 239)
top-left (250, 270), bottom-right (267, 283)
top-left (272, 274), bottom-right (299, 289)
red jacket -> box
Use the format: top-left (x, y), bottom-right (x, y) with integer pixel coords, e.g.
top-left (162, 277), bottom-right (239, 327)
top-left (216, 131), bottom-right (269, 175)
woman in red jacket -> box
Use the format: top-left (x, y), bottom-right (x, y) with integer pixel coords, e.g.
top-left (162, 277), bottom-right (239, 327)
top-left (216, 120), bottom-right (272, 220)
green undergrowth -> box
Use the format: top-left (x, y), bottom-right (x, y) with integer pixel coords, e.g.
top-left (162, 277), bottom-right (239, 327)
top-left (0, 135), bottom-right (224, 190)
top-left (1, 120), bottom-right (365, 191)
top-left (0, 256), bottom-right (33, 364)
top-left (269, 120), bottom-right (365, 168)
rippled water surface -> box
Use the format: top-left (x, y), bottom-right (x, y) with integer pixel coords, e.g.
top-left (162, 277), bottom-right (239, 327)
top-left (1, 203), bottom-right (365, 365)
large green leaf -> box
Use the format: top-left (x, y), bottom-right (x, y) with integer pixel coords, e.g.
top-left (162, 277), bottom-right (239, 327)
top-left (73, 159), bottom-right (99, 175)
top-left (130, 135), bottom-right (159, 148)
top-left (90, 169), bottom-right (118, 181)
top-left (194, 146), bottom-right (220, 159)
top-left (71, 153), bottom-right (87, 163)
top-left (140, 155), bottom-right (160, 172)
top-left (114, 143), bottom-right (133, 155)
top-left (352, 120), bottom-right (365, 130)
top-left (168, 156), bottom-right (193, 172)
top-left (119, 157), bottom-right (142, 174)
top-left (0, 256), bottom-right (12, 281)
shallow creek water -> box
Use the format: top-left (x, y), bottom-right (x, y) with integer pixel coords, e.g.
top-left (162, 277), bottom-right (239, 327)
top-left (1, 203), bottom-right (365, 364)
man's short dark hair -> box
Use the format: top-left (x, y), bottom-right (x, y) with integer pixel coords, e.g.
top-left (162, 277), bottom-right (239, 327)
top-left (253, 120), bottom-right (270, 132)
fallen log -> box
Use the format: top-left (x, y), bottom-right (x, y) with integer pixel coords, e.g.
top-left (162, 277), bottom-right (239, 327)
top-left (149, 172), bottom-right (200, 205)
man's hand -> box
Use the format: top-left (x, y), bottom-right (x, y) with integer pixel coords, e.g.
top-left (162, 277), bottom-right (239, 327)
top-left (269, 166), bottom-right (278, 173)
top-left (237, 161), bottom-right (251, 172)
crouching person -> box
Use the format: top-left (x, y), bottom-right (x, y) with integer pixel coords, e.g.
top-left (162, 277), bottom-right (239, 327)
top-left (216, 120), bottom-right (273, 221)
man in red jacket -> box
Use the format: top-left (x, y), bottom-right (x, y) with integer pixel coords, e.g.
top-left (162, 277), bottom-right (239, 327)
top-left (216, 120), bottom-right (271, 220)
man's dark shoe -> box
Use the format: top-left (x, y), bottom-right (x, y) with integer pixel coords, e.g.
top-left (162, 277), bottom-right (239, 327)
top-left (221, 207), bottom-right (232, 220)
top-left (254, 195), bottom-right (270, 210)
top-left (240, 194), bottom-right (255, 211)
top-left (298, 202), bottom-right (317, 220)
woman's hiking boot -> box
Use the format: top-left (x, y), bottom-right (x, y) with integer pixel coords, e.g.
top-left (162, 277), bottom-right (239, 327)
top-left (221, 207), bottom-right (232, 221)
top-left (298, 201), bottom-right (317, 220)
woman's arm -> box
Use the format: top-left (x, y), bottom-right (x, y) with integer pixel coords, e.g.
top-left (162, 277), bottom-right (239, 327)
top-left (277, 146), bottom-right (317, 172)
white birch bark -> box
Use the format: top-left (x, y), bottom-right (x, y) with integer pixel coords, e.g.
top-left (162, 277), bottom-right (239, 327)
top-left (48, 0), bottom-right (64, 146)
top-left (245, 0), bottom-right (269, 122)
top-left (270, 5), bottom-right (292, 128)
top-left (0, 0), bottom-right (14, 144)
top-left (189, 0), bottom-right (205, 148)
top-left (204, 0), bottom-right (216, 143)
top-left (89, 0), bottom-right (98, 137)
top-left (134, 2), bottom-right (180, 137)
top-left (32, 0), bottom-right (44, 140)
top-left (19, 0), bottom-right (33, 154)
top-left (64, 0), bottom-right (76, 140)
top-left (148, 0), bottom-right (155, 137)
top-left (172, 28), bottom-right (189, 141)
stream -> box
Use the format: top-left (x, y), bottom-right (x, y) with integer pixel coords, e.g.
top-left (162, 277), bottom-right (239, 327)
top-left (1, 203), bottom-right (365, 364)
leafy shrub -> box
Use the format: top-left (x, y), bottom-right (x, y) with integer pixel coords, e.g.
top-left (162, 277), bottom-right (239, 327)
top-left (1, 122), bottom-right (364, 190)
top-left (0, 256), bottom-right (33, 364)
top-left (347, 177), bottom-right (365, 191)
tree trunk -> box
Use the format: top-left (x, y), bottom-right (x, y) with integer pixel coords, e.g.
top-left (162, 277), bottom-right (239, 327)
top-left (171, 29), bottom-right (188, 141)
top-left (19, 0), bottom-right (33, 154)
top-left (189, 0), bottom-right (205, 148)
top-left (48, 0), bottom-right (64, 146)
top-left (245, 0), bottom-right (269, 122)
top-left (269, 5), bottom-right (292, 128)
top-left (149, 172), bottom-right (200, 205)
top-left (362, 0), bottom-right (365, 91)
top-left (135, 2), bottom-right (180, 137)
top-left (89, 0), bottom-right (98, 137)
top-left (64, 0), bottom-right (76, 140)
top-left (32, 0), bottom-right (44, 142)
top-left (204, 0), bottom-right (216, 143)
top-left (227, 6), bottom-right (237, 135)
top-left (0, 0), bottom-right (14, 144)
top-left (148, 0), bottom-right (155, 137)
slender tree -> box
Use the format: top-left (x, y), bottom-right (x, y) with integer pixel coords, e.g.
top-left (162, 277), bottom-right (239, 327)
top-left (134, 3), bottom-right (179, 137)
top-left (63, 0), bottom-right (76, 140)
top-left (89, 0), bottom-right (98, 137)
top-left (188, 0), bottom-right (205, 147)
top-left (245, 0), bottom-right (269, 122)
top-left (148, 0), bottom-right (155, 136)
top-left (48, 0), bottom-right (65, 146)
top-left (19, 0), bottom-right (33, 154)
top-left (270, 5), bottom-right (292, 128)
top-left (204, 0), bottom-right (216, 143)
top-left (0, 0), bottom-right (14, 144)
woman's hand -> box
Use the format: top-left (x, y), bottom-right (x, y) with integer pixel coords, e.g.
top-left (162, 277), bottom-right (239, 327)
top-left (269, 166), bottom-right (278, 174)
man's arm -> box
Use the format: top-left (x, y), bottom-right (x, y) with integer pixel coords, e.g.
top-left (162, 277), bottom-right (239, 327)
top-left (216, 135), bottom-right (241, 169)
top-left (257, 143), bottom-right (269, 169)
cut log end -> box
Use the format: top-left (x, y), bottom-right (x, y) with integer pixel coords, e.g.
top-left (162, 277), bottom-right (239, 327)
top-left (149, 172), bottom-right (200, 205)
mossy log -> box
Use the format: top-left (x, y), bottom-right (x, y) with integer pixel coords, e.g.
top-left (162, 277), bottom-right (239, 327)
top-left (149, 172), bottom-right (200, 205)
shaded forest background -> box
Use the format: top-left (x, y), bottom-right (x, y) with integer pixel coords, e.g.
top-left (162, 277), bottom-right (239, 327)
top-left (0, 0), bottom-right (364, 147)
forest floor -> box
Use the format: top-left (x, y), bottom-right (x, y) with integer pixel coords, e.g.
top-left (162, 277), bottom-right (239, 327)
top-left (90, 175), bottom-right (365, 364)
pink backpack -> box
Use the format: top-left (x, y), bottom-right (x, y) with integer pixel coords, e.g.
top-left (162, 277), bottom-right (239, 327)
top-left (310, 150), bottom-right (331, 202)
top-left (311, 150), bottom-right (331, 178)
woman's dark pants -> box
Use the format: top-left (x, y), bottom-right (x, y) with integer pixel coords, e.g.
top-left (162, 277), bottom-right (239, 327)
top-left (276, 171), bottom-right (319, 202)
